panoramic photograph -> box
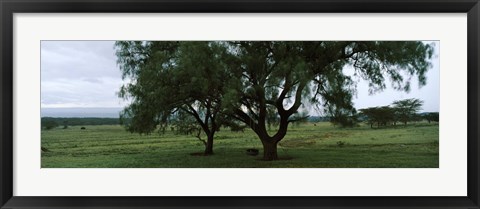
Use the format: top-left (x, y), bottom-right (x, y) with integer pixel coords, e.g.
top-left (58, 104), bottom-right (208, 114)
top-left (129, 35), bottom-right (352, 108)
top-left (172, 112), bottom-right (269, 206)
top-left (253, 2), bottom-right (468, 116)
top-left (41, 41), bottom-right (439, 168)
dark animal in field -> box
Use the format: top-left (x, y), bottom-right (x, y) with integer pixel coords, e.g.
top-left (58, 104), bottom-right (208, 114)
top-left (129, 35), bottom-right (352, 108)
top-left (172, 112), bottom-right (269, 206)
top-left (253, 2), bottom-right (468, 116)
top-left (80, 127), bottom-right (86, 130)
top-left (313, 123), bottom-right (316, 126)
top-left (246, 148), bottom-right (259, 156)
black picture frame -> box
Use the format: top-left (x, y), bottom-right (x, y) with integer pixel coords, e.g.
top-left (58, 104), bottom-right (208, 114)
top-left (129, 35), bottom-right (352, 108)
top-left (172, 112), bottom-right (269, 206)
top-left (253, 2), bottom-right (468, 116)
top-left (1, 0), bottom-right (479, 208)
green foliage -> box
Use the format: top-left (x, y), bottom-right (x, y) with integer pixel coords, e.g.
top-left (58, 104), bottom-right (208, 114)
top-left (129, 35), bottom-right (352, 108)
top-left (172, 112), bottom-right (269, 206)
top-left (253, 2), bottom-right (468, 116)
top-left (42, 120), bottom-right (58, 130)
top-left (327, 104), bottom-right (358, 128)
top-left (116, 41), bottom-right (238, 153)
top-left (392, 98), bottom-right (424, 125)
top-left (266, 106), bottom-right (280, 130)
top-left (116, 41), bottom-right (231, 135)
top-left (330, 114), bottom-right (358, 128)
top-left (359, 106), bottom-right (397, 128)
top-left (62, 120), bottom-right (68, 129)
top-left (172, 110), bottom-right (201, 135)
top-left (115, 41), bottom-right (434, 160)
top-left (359, 98), bottom-right (428, 128)
top-left (424, 112), bottom-right (439, 123)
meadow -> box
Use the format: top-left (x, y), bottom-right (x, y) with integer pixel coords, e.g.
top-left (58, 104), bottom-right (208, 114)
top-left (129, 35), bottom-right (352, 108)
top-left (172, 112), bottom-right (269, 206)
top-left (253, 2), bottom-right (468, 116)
top-left (41, 122), bottom-right (439, 168)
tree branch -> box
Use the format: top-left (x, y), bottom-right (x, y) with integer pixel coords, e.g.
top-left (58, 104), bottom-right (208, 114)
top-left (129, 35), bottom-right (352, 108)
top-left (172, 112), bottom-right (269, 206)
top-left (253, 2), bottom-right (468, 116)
top-left (240, 99), bottom-right (259, 121)
top-left (286, 81), bottom-right (308, 116)
top-left (184, 105), bottom-right (210, 135)
top-left (194, 128), bottom-right (207, 146)
top-left (275, 74), bottom-right (292, 113)
top-left (234, 109), bottom-right (261, 134)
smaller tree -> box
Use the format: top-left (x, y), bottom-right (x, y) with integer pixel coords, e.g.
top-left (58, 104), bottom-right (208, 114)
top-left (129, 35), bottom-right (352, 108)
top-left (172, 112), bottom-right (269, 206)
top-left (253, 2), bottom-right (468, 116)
top-left (116, 41), bottom-right (233, 155)
top-left (329, 112), bottom-right (358, 128)
top-left (62, 120), bottom-right (69, 129)
top-left (359, 106), bottom-right (395, 128)
top-left (392, 98), bottom-right (424, 126)
top-left (358, 107), bottom-right (376, 128)
top-left (377, 106), bottom-right (396, 126)
top-left (42, 120), bottom-right (58, 130)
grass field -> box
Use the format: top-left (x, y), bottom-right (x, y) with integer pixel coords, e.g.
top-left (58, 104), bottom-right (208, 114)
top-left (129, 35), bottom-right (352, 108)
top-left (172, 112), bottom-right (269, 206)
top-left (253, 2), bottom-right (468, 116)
top-left (41, 122), bottom-right (439, 168)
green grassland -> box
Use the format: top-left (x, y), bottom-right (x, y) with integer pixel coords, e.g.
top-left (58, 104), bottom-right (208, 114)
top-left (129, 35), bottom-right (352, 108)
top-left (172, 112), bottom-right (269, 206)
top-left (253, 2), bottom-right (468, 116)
top-left (41, 122), bottom-right (439, 168)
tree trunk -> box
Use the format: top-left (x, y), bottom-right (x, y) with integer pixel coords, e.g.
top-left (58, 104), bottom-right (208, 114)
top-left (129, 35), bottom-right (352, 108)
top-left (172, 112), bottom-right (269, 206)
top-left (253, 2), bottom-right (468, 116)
top-left (257, 113), bottom-right (289, 161)
top-left (261, 140), bottom-right (278, 161)
top-left (204, 134), bottom-right (214, 155)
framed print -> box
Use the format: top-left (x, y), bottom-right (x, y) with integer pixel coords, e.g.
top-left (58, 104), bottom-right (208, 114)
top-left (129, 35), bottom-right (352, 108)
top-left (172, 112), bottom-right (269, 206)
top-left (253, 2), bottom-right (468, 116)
top-left (1, 0), bottom-right (479, 208)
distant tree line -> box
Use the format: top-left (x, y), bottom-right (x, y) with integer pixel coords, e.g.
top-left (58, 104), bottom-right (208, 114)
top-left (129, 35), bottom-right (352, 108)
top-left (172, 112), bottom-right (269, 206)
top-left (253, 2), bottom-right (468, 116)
top-left (358, 98), bottom-right (438, 128)
top-left (41, 117), bottom-right (120, 130)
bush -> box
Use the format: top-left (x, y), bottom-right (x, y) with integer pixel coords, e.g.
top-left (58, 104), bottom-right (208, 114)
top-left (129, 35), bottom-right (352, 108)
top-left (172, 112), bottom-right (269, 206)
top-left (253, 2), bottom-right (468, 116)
top-left (330, 115), bottom-right (358, 128)
top-left (42, 120), bottom-right (58, 130)
top-left (424, 112), bottom-right (439, 123)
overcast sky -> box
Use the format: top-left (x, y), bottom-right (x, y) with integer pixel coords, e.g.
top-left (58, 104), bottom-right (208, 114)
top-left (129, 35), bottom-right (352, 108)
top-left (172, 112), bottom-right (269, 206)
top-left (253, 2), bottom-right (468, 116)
top-left (41, 41), bottom-right (127, 108)
top-left (41, 41), bottom-right (440, 113)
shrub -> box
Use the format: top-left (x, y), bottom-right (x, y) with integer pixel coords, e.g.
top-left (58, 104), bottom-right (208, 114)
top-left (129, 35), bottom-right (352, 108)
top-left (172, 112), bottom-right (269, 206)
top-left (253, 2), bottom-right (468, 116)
top-left (42, 120), bottom-right (58, 130)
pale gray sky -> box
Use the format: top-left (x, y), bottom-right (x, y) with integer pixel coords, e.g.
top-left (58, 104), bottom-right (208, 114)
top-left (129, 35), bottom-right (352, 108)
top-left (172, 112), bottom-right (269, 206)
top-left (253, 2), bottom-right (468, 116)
top-left (41, 41), bottom-right (126, 108)
top-left (41, 41), bottom-right (440, 113)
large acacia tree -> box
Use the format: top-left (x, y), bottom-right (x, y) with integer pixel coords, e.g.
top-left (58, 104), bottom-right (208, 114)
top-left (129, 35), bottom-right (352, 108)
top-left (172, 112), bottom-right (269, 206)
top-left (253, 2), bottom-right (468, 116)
top-left (116, 41), bottom-right (232, 155)
top-left (221, 41), bottom-right (433, 160)
top-left (116, 41), bottom-right (434, 161)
